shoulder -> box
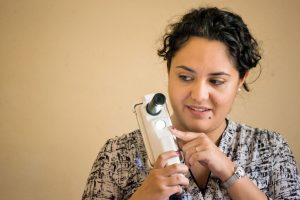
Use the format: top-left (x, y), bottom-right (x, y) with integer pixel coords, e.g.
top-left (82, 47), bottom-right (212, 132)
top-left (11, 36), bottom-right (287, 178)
top-left (223, 119), bottom-right (296, 163)
top-left (227, 119), bottom-right (287, 146)
top-left (225, 120), bottom-right (300, 197)
top-left (94, 129), bottom-right (148, 183)
top-left (102, 129), bottom-right (143, 151)
top-left (226, 119), bottom-right (299, 168)
top-left (104, 130), bottom-right (141, 146)
top-left (82, 130), bottom-right (147, 199)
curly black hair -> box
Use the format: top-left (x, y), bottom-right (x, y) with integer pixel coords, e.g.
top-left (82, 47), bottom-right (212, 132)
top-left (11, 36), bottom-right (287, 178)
top-left (157, 7), bottom-right (261, 91)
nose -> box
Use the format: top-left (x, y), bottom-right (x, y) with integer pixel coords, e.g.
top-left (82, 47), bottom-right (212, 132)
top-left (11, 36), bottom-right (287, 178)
top-left (190, 81), bottom-right (209, 102)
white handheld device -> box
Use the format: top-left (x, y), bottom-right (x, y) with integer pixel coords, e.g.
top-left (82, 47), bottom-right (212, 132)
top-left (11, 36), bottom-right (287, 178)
top-left (134, 93), bottom-right (181, 167)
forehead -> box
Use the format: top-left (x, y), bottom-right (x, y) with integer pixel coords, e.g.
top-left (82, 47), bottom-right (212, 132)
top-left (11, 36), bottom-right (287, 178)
top-left (171, 37), bottom-right (236, 73)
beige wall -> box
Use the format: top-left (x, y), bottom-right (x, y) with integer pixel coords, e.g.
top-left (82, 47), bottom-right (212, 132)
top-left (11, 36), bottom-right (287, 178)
top-left (1, 0), bottom-right (299, 199)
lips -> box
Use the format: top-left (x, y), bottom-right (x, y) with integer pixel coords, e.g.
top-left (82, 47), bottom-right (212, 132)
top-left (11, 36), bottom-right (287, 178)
top-left (186, 105), bottom-right (212, 118)
top-left (187, 105), bottom-right (211, 112)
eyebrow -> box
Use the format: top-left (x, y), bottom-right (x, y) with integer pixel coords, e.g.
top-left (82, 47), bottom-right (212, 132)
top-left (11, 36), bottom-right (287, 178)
top-left (175, 65), bottom-right (196, 73)
top-left (175, 65), bottom-right (231, 76)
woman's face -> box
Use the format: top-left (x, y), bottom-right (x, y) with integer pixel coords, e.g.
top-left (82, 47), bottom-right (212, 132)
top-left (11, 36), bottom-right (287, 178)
top-left (168, 37), bottom-right (244, 135)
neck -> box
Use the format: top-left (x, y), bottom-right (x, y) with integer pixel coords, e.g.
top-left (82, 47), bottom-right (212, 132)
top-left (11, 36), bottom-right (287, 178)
top-left (206, 119), bottom-right (227, 145)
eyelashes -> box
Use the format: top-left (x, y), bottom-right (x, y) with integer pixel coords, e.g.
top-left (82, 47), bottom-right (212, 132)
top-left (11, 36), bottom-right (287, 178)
top-left (177, 74), bottom-right (226, 86)
top-left (178, 75), bottom-right (193, 82)
top-left (209, 79), bottom-right (225, 85)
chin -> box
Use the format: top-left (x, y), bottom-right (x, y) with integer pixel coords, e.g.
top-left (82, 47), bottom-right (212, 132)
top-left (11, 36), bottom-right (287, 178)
top-left (191, 127), bottom-right (210, 134)
top-left (184, 122), bottom-right (211, 133)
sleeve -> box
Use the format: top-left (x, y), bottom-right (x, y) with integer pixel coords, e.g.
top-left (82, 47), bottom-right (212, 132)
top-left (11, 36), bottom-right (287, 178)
top-left (82, 138), bottom-right (122, 200)
top-left (268, 133), bottom-right (300, 200)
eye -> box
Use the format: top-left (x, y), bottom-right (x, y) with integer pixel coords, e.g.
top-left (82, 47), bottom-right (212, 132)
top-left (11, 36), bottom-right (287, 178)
top-left (210, 79), bottom-right (225, 85)
top-left (178, 74), bottom-right (193, 82)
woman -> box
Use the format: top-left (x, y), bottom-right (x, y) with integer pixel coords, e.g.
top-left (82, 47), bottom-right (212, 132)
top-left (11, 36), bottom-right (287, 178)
top-left (82, 7), bottom-right (300, 200)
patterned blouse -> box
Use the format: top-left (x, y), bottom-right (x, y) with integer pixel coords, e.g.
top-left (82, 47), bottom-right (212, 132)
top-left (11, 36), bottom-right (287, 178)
top-left (82, 119), bottom-right (300, 200)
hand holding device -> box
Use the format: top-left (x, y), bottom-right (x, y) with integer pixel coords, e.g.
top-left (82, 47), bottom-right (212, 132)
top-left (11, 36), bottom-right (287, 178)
top-left (133, 93), bottom-right (188, 200)
top-left (134, 93), bottom-right (181, 167)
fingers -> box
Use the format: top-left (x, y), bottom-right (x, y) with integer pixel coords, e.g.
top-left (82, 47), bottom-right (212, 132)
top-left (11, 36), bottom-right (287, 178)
top-left (170, 127), bottom-right (200, 142)
top-left (167, 173), bottom-right (189, 187)
top-left (146, 151), bottom-right (189, 199)
top-left (169, 127), bottom-right (214, 163)
top-left (169, 127), bottom-right (236, 182)
top-left (153, 151), bottom-right (179, 169)
top-left (188, 150), bottom-right (209, 166)
top-left (152, 171), bottom-right (189, 197)
top-left (169, 185), bottom-right (183, 196)
top-left (161, 185), bottom-right (184, 199)
top-left (164, 163), bottom-right (189, 177)
top-left (183, 140), bottom-right (212, 165)
top-left (153, 151), bottom-right (189, 176)
top-left (132, 170), bottom-right (186, 200)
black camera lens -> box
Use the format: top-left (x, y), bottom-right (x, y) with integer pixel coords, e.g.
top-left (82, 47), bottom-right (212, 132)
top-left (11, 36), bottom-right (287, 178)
top-left (146, 93), bottom-right (166, 116)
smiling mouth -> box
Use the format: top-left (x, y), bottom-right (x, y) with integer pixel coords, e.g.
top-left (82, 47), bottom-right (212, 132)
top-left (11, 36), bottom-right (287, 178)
top-left (187, 105), bottom-right (211, 112)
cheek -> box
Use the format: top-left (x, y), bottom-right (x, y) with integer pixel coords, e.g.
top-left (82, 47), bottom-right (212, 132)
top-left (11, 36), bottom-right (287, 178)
top-left (168, 76), bottom-right (179, 96)
top-left (168, 81), bottom-right (188, 109)
top-left (168, 84), bottom-right (181, 105)
top-left (168, 79), bottom-right (177, 105)
top-left (212, 90), bottom-right (237, 111)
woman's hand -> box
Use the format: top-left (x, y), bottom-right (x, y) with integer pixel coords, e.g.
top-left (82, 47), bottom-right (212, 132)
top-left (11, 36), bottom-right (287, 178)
top-left (130, 151), bottom-right (189, 200)
top-left (170, 128), bottom-right (235, 182)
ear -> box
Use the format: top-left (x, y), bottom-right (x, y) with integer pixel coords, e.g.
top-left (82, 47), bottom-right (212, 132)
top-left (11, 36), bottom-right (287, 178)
top-left (238, 71), bottom-right (249, 89)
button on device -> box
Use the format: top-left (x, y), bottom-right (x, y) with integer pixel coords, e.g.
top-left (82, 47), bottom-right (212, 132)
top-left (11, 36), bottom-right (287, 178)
top-left (155, 120), bottom-right (166, 129)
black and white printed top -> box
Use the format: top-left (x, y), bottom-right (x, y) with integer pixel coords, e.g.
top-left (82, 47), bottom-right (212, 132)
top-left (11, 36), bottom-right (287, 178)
top-left (82, 119), bottom-right (300, 200)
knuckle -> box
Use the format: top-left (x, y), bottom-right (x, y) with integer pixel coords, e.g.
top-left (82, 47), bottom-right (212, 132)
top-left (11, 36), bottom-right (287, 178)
top-left (171, 163), bottom-right (180, 171)
top-left (180, 145), bottom-right (186, 151)
top-left (157, 153), bottom-right (166, 160)
top-left (157, 185), bottom-right (165, 193)
top-left (150, 169), bottom-right (161, 178)
top-left (171, 174), bottom-right (179, 182)
top-left (202, 136), bottom-right (210, 143)
top-left (198, 132), bottom-right (206, 138)
top-left (175, 174), bottom-right (182, 182)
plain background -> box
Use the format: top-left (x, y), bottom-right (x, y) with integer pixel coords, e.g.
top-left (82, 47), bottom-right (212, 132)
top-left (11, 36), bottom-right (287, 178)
top-left (1, 0), bottom-right (299, 199)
